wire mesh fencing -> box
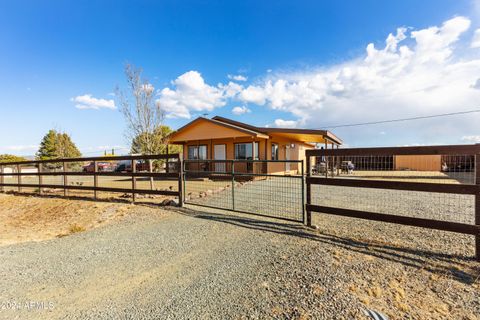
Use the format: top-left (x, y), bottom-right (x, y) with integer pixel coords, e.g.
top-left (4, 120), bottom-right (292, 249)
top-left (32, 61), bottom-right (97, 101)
top-left (305, 144), bottom-right (480, 260)
top-left (184, 160), bottom-right (305, 222)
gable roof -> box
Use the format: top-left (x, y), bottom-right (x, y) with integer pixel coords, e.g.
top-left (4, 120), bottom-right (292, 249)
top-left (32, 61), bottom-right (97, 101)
top-left (212, 116), bottom-right (343, 145)
top-left (168, 117), bottom-right (269, 143)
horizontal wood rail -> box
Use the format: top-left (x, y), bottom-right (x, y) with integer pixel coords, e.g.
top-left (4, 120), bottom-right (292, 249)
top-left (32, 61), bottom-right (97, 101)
top-left (306, 177), bottom-right (479, 195)
top-left (0, 153), bottom-right (179, 166)
top-left (306, 205), bottom-right (480, 235)
top-left (306, 144), bottom-right (480, 156)
top-left (0, 171), bottom-right (179, 178)
top-left (0, 183), bottom-right (178, 196)
top-left (0, 154), bottom-right (183, 205)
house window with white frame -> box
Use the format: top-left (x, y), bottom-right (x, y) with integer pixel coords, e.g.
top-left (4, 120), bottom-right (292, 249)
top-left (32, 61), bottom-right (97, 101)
top-left (188, 145), bottom-right (207, 160)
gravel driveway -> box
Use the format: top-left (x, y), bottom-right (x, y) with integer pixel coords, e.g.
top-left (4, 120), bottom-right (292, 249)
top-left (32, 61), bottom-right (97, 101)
top-left (0, 204), bottom-right (478, 319)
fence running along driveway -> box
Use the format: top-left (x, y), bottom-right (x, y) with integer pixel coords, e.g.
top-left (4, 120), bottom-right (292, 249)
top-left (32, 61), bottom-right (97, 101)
top-left (305, 144), bottom-right (480, 261)
top-left (0, 154), bottom-right (183, 204)
top-left (1, 144), bottom-right (480, 261)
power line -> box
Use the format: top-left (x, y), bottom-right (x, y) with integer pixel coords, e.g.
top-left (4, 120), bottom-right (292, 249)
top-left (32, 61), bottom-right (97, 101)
top-left (320, 109), bottom-right (480, 129)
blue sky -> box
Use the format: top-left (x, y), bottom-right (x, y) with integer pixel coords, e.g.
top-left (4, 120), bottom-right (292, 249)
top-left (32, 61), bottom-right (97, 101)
top-left (1, 0), bottom-right (480, 155)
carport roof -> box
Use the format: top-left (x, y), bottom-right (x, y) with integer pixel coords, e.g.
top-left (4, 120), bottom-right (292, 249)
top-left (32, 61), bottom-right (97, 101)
top-left (212, 116), bottom-right (343, 145)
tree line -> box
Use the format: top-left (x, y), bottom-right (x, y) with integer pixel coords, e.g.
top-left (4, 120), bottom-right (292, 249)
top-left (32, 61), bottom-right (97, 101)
top-left (0, 64), bottom-right (180, 163)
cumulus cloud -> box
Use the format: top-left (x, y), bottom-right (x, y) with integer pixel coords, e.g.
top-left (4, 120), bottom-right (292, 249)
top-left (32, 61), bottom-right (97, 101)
top-left (461, 135), bottom-right (480, 143)
top-left (231, 106), bottom-right (251, 115)
top-left (228, 74), bottom-right (248, 81)
top-left (230, 16), bottom-right (480, 145)
top-left (157, 16), bottom-right (480, 146)
top-left (274, 119), bottom-right (299, 128)
top-left (71, 94), bottom-right (116, 110)
top-left (156, 71), bottom-right (228, 119)
top-left (472, 29), bottom-right (480, 48)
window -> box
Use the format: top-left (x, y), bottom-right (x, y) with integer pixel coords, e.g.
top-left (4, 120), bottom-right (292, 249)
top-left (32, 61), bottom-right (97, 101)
top-left (271, 143), bottom-right (279, 160)
top-left (188, 145), bottom-right (207, 160)
top-left (234, 142), bottom-right (259, 160)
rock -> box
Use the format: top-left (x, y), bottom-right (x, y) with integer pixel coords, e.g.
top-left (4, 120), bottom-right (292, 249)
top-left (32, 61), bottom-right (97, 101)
top-left (160, 199), bottom-right (179, 206)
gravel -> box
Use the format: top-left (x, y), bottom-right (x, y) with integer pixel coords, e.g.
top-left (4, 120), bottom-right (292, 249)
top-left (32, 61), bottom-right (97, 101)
top-left (0, 204), bottom-right (478, 319)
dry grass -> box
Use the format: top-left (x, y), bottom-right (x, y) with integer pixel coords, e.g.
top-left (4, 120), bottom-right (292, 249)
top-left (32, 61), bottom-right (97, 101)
top-left (0, 193), bottom-right (142, 246)
top-left (69, 224), bottom-right (86, 234)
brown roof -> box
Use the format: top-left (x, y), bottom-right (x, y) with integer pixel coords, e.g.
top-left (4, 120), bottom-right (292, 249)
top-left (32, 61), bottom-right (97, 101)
top-left (212, 116), bottom-right (343, 145)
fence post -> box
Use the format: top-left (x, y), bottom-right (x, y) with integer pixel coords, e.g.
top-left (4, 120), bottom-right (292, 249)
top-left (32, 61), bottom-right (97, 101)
top-left (63, 161), bottom-right (67, 197)
top-left (0, 165), bottom-right (4, 193)
top-left (475, 154), bottom-right (480, 261)
top-left (93, 160), bottom-right (98, 199)
top-left (232, 160), bottom-right (235, 211)
top-left (306, 154), bottom-right (312, 227)
top-left (17, 164), bottom-right (21, 193)
top-left (131, 159), bottom-right (136, 202)
top-left (301, 160), bottom-right (305, 224)
top-left (149, 159), bottom-right (154, 191)
top-left (38, 163), bottom-right (42, 195)
top-left (178, 155), bottom-right (183, 207)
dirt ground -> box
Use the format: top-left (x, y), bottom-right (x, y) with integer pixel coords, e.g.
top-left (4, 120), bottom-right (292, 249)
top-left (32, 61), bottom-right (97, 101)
top-left (0, 193), bottom-right (478, 319)
top-left (0, 193), bottom-right (160, 246)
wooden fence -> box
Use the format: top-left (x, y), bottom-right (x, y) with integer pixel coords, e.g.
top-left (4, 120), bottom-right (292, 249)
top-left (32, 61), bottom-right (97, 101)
top-left (0, 154), bottom-right (183, 205)
top-left (305, 144), bottom-right (480, 261)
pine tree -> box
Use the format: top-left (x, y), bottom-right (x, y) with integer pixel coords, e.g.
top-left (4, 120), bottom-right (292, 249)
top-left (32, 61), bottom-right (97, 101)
top-left (36, 130), bottom-right (82, 160)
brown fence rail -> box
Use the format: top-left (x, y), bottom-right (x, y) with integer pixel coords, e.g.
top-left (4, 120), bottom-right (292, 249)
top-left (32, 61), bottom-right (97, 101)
top-left (305, 144), bottom-right (480, 261)
top-left (0, 154), bottom-right (183, 204)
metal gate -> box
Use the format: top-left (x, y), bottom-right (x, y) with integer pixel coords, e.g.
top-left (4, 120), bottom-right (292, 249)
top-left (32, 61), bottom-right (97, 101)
top-left (183, 159), bottom-right (305, 222)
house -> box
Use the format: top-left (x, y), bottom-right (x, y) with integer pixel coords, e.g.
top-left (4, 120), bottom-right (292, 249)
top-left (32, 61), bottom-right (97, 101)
top-left (168, 116), bottom-right (342, 174)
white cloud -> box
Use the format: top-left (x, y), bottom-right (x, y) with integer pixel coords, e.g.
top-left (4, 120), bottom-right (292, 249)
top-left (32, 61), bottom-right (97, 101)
top-left (239, 85), bottom-right (267, 105)
top-left (156, 71), bottom-right (227, 119)
top-left (228, 74), bottom-right (248, 81)
top-left (71, 94), bottom-right (116, 110)
top-left (471, 28), bottom-right (480, 48)
top-left (231, 106), bottom-right (251, 115)
top-left (274, 119), bottom-right (298, 128)
top-left (230, 16), bottom-right (480, 145)
top-left (461, 135), bottom-right (480, 143)
top-left (155, 16), bottom-right (480, 146)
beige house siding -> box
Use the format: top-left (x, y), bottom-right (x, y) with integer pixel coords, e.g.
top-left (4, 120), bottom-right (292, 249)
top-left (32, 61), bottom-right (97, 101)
top-left (394, 155), bottom-right (442, 171)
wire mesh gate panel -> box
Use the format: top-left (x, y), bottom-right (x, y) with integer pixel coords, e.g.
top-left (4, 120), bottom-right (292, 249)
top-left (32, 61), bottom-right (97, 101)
top-left (305, 144), bottom-right (480, 261)
top-left (183, 160), bottom-right (305, 222)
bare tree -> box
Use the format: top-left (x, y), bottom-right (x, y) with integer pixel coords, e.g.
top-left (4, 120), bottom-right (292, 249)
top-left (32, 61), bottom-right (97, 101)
top-left (116, 64), bottom-right (166, 189)
top-left (116, 63), bottom-right (166, 155)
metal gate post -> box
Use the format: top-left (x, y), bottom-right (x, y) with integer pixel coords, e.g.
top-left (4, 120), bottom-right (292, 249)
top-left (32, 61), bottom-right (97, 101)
top-left (475, 154), bottom-right (480, 261)
top-left (306, 154), bottom-right (312, 227)
top-left (178, 155), bottom-right (184, 207)
top-left (301, 160), bottom-right (305, 224)
top-left (232, 160), bottom-right (235, 211)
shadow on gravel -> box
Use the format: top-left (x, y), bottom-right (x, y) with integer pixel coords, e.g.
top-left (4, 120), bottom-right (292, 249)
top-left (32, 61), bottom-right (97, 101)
top-left (176, 207), bottom-right (479, 285)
